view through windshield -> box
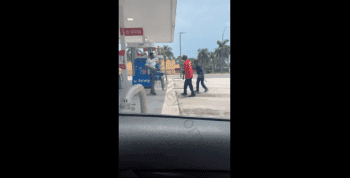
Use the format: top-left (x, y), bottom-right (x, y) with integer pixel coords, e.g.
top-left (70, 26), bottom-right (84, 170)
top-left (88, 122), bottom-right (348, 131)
top-left (119, 0), bottom-right (230, 120)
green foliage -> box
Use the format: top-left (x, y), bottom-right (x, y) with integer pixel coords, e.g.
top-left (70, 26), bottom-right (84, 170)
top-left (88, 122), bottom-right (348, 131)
top-left (159, 45), bottom-right (175, 61)
top-left (204, 63), bottom-right (212, 69)
top-left (203, 63), bottom-right (212, 73)
top-left (175, 56), bottom-right (181, 64)
top-left (197, 48), bottom-right (210, 66)
top-left (215, 39), bottom-right (230, 73)
top-left (189, 58), bottom-right (196, 65)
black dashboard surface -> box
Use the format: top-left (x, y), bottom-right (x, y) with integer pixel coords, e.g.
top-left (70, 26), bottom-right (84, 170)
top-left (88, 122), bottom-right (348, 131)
top-left (119, 114), bottom-right (230, 173)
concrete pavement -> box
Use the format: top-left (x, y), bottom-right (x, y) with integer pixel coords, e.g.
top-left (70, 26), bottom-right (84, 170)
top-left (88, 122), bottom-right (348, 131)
top-left (172, 77), bottom-right (230, 119)
top-left (119, 75), bottom-right (180, 115)
top-left (119, 74), bottom-right (230, 120)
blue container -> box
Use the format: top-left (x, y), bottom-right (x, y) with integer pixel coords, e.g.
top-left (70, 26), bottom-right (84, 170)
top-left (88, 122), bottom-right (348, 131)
top-left (132, 58), bottom-right (164, 88)
top-left (133, 58), bottom-right (151, 88)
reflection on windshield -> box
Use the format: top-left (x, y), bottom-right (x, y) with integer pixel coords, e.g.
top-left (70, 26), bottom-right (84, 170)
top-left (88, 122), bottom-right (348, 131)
top-left (119, 0), bottom-right (230, 120)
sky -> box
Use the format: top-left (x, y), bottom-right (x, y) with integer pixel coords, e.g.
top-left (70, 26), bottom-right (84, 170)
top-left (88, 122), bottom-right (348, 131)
top-left (158, 0), bottom-right (230, 59)
top-left (119, 0), bottom-right (230, 59)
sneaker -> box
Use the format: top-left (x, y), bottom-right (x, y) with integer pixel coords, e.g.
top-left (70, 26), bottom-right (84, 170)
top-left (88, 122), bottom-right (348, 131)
top-left (189, 93), bottom-right (196, 97)
top-left (151, 92), bottom-right (157, 95)
top-left (204, 88), bottom-right (209, 92)
top-left (181, 93), bottom-right (187, 96)
top-left (195, 91), bottom-right (200, 93)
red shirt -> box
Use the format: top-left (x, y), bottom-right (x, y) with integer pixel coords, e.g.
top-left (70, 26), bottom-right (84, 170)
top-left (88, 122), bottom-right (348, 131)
top-left (183, 59), bottom-right (193, 79)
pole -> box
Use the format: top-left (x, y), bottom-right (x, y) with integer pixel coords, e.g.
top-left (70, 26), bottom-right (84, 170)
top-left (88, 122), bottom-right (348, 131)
top-left (131, 47), bottom-right (136, 77)
top-left (222, 27), bottom-right (226, 42)
top-left (119, 5), bottom-right (129, 95)
top-left (179, 32), bottom-right (185, 77)
top-left (221, 27), bottom-right (227, 74)
top-left (165, 59), bottom-right (167, 81)
top-left (180, 32), bottom-right (181, 77)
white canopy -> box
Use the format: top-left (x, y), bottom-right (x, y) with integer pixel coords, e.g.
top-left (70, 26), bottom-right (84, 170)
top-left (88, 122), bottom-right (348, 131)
top-left (119, 0), bottom-right (177, 43)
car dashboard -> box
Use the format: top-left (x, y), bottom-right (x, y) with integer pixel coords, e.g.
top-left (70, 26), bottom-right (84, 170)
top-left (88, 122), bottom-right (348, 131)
top-left (119, 114), bottom-right (230, 178)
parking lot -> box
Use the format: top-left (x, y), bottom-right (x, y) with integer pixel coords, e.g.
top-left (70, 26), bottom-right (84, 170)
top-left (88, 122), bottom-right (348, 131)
top-left (119, 73), bottom-right (230, 120)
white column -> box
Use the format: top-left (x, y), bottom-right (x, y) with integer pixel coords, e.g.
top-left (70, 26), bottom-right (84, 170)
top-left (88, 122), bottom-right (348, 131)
top-left (131, 47), bottom-right (136, 77)
top-left (119, 4), bottom-right (129, 96)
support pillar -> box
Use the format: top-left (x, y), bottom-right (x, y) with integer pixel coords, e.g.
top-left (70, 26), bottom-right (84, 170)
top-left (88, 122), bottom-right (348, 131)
top-left (131, 47), bottom-right (136, 77)
top-left (119, 4), bottom-right (129, 100)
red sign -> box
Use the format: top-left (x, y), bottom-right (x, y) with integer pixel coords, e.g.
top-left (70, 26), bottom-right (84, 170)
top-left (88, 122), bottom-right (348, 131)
top-left (120, 28), bottom-right (143, 36)
top-left (119, 64), bottom-right (126, 69)
top-left (119, 50), bottom-right (125, 56)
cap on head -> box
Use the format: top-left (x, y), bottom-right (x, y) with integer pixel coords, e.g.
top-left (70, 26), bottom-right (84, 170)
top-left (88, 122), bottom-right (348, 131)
top-left (182, 55), bottom-right (187, 60)
top-left (149, 52), bottom-right (155, 58)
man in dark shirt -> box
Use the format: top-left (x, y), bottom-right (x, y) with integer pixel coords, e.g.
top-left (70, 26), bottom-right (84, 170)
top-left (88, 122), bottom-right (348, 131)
top-left (194, 60), bottom-right (208, 93)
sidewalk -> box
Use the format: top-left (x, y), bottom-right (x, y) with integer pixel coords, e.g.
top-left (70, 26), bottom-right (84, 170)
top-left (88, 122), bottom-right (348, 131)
top-left (120, 76), bottom-right (180, 116)
top-left (172, 78), bottom-right (230, 119)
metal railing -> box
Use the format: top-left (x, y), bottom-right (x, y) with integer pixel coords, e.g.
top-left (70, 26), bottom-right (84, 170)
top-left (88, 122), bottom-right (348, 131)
top-left (123, 84), bottom-right (149, 113)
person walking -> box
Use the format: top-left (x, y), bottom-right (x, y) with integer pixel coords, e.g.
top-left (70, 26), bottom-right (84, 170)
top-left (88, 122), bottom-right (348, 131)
top-left (146, 52), bottom-right (157, 95)
top-left (194, 60), bottom-right (208, 93)
top-left (181, 55), bottom-right (196, 97)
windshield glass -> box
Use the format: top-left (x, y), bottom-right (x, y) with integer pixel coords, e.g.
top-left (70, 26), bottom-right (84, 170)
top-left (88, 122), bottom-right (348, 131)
top-left (119, 0), bottom-right (230, 120)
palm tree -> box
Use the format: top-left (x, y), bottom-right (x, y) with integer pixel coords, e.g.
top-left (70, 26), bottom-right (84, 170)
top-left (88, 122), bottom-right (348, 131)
top-left (214, 48), bottom-right (221, 71)
top-left (203, 48), bottom-right (210, 66)
top-left (161, 45), bottom-right (175, 60)
top-left (159, 45), bottom-right (175, 81)
top-left (216, 39), bottom-right (230, 73)
top-left (197, 49), bottom-right (202, 65)
top-left (175, 56), bottom-right (181, 64)
top-left (197, 48), bottom-right (210, 71)
top-left (209, 52), bottom-right (216, 73)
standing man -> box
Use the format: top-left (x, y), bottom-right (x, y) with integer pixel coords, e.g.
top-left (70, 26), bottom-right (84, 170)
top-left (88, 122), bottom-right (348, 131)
top-left (155, 60), bottom-right (165, 90)
top-left (194, 60), bottom-right (208, 93)
top-left (181, 55), bottom-right (196, 97)
top-left (146, 52), bottom-right (157, 95)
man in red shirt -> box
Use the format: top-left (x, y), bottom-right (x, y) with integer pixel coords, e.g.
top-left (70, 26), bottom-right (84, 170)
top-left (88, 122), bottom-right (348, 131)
top-left (181, 55), bottom-right (196, 97)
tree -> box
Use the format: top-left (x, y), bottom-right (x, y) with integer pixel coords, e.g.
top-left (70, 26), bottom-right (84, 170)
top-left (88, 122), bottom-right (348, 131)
top-left (157, 45), bottom-right (175, 80)
top-left (160, 45), bottom-right (175, 60)
top-left (157, 45), bottom-right (176, 68)
top-left (216, 39), bottom-right (230, 73)
top-left (189, 58), bottom-right (196, 65)
top-left (214, 48), bottom-right (220, 68)
top-left (197, 48), bottom-right (208, 66)
top-left (209, 52), bottom-right (216, 73)
top-left (175, 56), bottom-right (181, 64)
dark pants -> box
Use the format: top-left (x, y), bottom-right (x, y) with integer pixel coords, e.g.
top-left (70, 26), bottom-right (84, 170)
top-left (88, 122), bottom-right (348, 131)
top-left (150, 74), bottom-right (156, 94)
top-left (196, 77), bottom-right (207, 91)
top-left (184, 78), bottom-right (195, 95)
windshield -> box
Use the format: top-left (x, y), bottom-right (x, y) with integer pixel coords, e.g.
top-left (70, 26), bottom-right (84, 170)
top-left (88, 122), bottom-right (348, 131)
top-left (119, 0), bottom-right (230, 120)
